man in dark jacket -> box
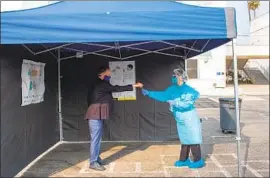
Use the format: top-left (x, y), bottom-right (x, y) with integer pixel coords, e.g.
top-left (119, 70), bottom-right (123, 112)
top-left (85, 66), bottom-right (143, 171)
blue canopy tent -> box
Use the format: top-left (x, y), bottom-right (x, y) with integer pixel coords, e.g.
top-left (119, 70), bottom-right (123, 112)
top-left (1, 1), bottom-right (242, 177)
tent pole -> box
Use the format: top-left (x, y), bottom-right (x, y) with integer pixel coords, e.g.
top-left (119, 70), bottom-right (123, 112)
top-left (232, 39), bottom-right (242, 177)
top-left (58, 48), bottom-right (64, 141)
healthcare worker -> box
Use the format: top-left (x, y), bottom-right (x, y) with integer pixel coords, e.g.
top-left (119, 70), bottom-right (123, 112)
top-left (142, 68), bottom-right (205, 169)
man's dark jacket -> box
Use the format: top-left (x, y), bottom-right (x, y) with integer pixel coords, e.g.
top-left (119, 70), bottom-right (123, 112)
top-left (85, 79), bottom-right (133, 120)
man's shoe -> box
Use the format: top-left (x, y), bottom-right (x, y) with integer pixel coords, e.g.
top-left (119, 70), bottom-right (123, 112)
top-left (174, 158), bottom-right (191, 167)
top-left (89, 162), bottom-right (106, 171)
top-left (97, 159), bottom-right (106, 165)
top-left (188, 159), bottom-right (205, 169)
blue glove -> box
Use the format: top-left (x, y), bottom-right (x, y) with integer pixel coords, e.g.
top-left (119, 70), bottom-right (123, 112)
top-left (142, 89), bottom-right (149, 96)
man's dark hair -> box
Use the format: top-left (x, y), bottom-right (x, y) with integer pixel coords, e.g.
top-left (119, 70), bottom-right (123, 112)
top-left (98, 66), bottom-right (109, 75)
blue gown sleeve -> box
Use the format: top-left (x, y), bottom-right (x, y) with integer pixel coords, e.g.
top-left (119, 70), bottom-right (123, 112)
top-left (147, 87), bottom-right (172, 102)
top-left (192, 88), bottom-right (200, 101)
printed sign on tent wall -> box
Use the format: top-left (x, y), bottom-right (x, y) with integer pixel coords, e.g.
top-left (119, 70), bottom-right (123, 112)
top-left (21, 59), bottom-right (46, 106)
top-left (109, 61), bottom-right (136, 101)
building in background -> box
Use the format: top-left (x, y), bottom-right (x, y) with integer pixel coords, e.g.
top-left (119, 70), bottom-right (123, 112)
top-left (180, 1), bottom-right (269, 95)
top-left (245, 1), bottom-right (269, 83)
top-left (1, 1), bottom-right (269, 94)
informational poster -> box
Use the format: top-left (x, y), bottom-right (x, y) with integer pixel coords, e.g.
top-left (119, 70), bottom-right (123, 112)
top-left (21, 59), bottom-right (46, 106)
top-left (109, 61), bottom-right (136, 101)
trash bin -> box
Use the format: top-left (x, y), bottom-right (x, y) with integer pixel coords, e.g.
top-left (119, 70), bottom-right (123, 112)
top-left (219, 98), bottom-right (242, 134)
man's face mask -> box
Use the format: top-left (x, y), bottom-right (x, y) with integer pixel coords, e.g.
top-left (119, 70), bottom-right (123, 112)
top-left (171, 76), bottom-right (178, 84)
top-left (104, 75), bottom-right (111, 81)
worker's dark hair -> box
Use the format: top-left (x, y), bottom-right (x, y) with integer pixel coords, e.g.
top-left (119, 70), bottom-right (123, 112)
top-left (98, 66), bottom-right (109, 75)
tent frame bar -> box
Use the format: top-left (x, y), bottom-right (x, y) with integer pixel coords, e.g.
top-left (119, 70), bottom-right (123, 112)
top-left (22, 44), bottom-right (58, 59)
top-left (122, 46), bottom-right (184, 60)
top-left (21, 40), bottom-right (203, 61)
top-left (115, 42), bottom-right (123, 60)
top-left (82, 42), bottom-right (114, 48)
top-left (79, 41), bottom-right (156, 50)
top-left (57, 49), bottom-right (64, 141)
top-left (37, 43), bottom-right (73, 55)
top-left (60, 46), bottom-right (117, 61)
top-left (201, 39), bottom-right (211, 52)
top-left (82, 41), bottom-right (156, 49)
top-left (22, 44), bottom-right (36, 55)
top-left (61, 45), bottom-right (184, 61)
top-left (123, 46), bottom-right (185, 58)
top-left (185, 40), bottom-right (198, 59)
top-left (40, 44), bottom-right (58, 59)
top-left (231, 39), bottom-right (242, 177)
top-left (160, 41), bottom-right (201, 52)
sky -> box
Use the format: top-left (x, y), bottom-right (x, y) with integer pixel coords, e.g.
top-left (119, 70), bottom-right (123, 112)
top-left (1, 1), bottom-right (57, 12)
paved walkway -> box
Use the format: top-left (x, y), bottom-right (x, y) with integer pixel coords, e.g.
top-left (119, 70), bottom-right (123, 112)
top-left (238, 85), bottom-right (269, 96)
top-left (21, 95), bottom-right (269, 177)
top-left (199, 84), bottom-right (269, 97)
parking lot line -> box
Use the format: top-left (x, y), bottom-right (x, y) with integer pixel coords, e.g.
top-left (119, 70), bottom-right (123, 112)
top-left (245, 164), bottom-right (263, 177)
top-left (210, 155), bottom-right (232, 177)
top-left (160, 154), bottom-right (170, 177)
top-left (135, 162), bottom-right (141, 173)
top-left (232, 153), bottom-right (264, 178)
top-left (243, 160), bottom-right (269, 163)
top-left (108, 162), bottom-right (116, 173)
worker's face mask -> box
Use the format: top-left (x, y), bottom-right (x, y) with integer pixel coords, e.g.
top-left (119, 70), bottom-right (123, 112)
top-left (171, 76), bottom-right (178, 85)
top-left (104, 75), bottom-right (111, 81)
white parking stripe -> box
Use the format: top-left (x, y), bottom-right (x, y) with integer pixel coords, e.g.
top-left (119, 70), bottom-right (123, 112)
top-left (243, 160), bottom-right (269, 163)
top-left (108, 162), bottom-right (116, 173)
top-left (210, 155), bottom-right (232, 177)
top-left (160, 155), bottom-right (170, 177)
top-left (135, 162), bottom-right (142, 173)
top-left (208, 97), bottom-right (219, 103)
top-left (245, 164), bottom-right (263, 177)
top-left (232, 153), bottom-right (263, 178)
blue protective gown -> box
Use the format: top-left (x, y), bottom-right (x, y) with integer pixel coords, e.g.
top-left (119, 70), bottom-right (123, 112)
top-left (147, 83), bottom-right (202, 145)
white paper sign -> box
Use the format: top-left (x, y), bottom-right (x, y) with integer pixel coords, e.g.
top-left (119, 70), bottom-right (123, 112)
top-left (21, 59), bottom-right (46, 106)
top-left (109, 61), bottom-right (136, 101)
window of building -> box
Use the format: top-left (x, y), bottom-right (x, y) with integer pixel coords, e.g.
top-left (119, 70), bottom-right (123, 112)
top-left (186, 59), bottom-right (198, 79)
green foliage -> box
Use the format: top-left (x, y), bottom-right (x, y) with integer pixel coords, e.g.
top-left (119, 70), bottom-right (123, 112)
top-left (248, 0), bottom-right (260, 10)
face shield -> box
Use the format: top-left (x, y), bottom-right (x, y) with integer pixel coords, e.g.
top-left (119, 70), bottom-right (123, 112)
top-left (172, 68), bottom-right (188, 83)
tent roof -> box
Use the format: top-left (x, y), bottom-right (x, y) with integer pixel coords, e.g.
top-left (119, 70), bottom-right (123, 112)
top-left (1, 1), bottom-right (237, 60)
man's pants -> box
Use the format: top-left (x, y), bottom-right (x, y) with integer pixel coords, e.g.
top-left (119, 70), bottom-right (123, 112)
top-left (88, 119), bottom-right (103, 165)
top-left (180, 144), bottom-right (201, 162)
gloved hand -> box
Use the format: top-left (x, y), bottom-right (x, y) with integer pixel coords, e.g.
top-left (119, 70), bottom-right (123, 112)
top-left (142, 89), bottom-right (149, 96)
top-left (168, 100), bottom-right (173, 112)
